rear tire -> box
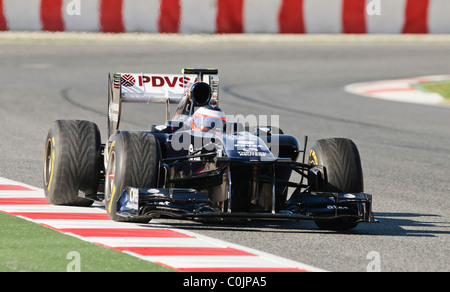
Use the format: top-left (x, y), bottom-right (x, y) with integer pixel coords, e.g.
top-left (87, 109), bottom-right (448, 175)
top-left (43, 120), bottom-right (101, 206)
top-left (308, 138), bottom-right (363, 230)
top-left (104, 132), bottom-right (160, 222)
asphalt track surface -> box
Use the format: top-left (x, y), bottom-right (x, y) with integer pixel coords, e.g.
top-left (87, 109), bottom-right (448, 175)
top-left (1, 33), bottom-right (450, 272)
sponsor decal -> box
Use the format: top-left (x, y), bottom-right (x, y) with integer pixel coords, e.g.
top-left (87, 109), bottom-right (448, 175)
top-left (327, 205), bottom-right (349, 210)
top-left (125, 188), bottom-right (139, 211)
top-left (137, 75), bottom-right (197, 88)
top-left (108, 103), bottom-right (119, 122)
top-left (121, 74), bottom-right (135, 87)
top-left (237, 151), bottom-right (267, 157)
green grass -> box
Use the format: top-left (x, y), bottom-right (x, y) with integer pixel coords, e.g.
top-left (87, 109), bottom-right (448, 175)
top-left (413, 80), bottom-right (450, 99)
top-left (0, 212), bottom-right (175, 272)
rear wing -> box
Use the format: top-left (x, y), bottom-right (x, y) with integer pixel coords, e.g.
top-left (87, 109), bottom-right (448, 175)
top-left (107, 68), bottom-right (219, 137)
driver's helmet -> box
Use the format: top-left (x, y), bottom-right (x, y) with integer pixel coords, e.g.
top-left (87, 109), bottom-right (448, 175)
top-left (191, 105), bottom-right (226, 132)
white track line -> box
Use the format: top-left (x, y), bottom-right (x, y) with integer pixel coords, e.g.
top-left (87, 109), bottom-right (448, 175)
top-left (345, 75), bottom-right (450, 107)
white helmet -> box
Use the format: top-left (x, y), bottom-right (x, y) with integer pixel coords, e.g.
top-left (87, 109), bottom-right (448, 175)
top-left (191, 106), bottom-right (226, 132)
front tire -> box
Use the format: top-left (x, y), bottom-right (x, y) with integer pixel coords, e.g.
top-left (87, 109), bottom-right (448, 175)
top-left (309, 138), bottom-right (364, 230)
top-left (104, 132), bottom-right (160, 222)
top-left (43, 120), bottom-right (101, 206)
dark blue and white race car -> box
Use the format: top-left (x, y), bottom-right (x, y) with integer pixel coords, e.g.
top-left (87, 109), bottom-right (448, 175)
top-left (43, 68), bottom-right (376, 230)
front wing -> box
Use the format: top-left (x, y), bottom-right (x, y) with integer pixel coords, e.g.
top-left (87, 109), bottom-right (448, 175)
top-left (116, 187), bottom-right (376, 223)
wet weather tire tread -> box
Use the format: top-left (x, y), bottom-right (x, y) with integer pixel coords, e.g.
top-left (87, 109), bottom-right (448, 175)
top-left (105, 132), bottom-right (160, 222)
top-left (44, 120), bottom-right (101, 206)
top-left (310, 138), bottom-right (363, 193)
top-left (309, 138), bottom-right (364, 230)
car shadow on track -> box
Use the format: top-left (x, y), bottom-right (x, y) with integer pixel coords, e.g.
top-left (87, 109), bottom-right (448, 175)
top-left (139, 211), bottom-right (450, 237)
top-left (362, 212), bottom-right (450, 238)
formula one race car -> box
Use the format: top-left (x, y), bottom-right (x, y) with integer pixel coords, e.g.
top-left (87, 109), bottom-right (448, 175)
top-left (43, 68), bottom-right (376, 230)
